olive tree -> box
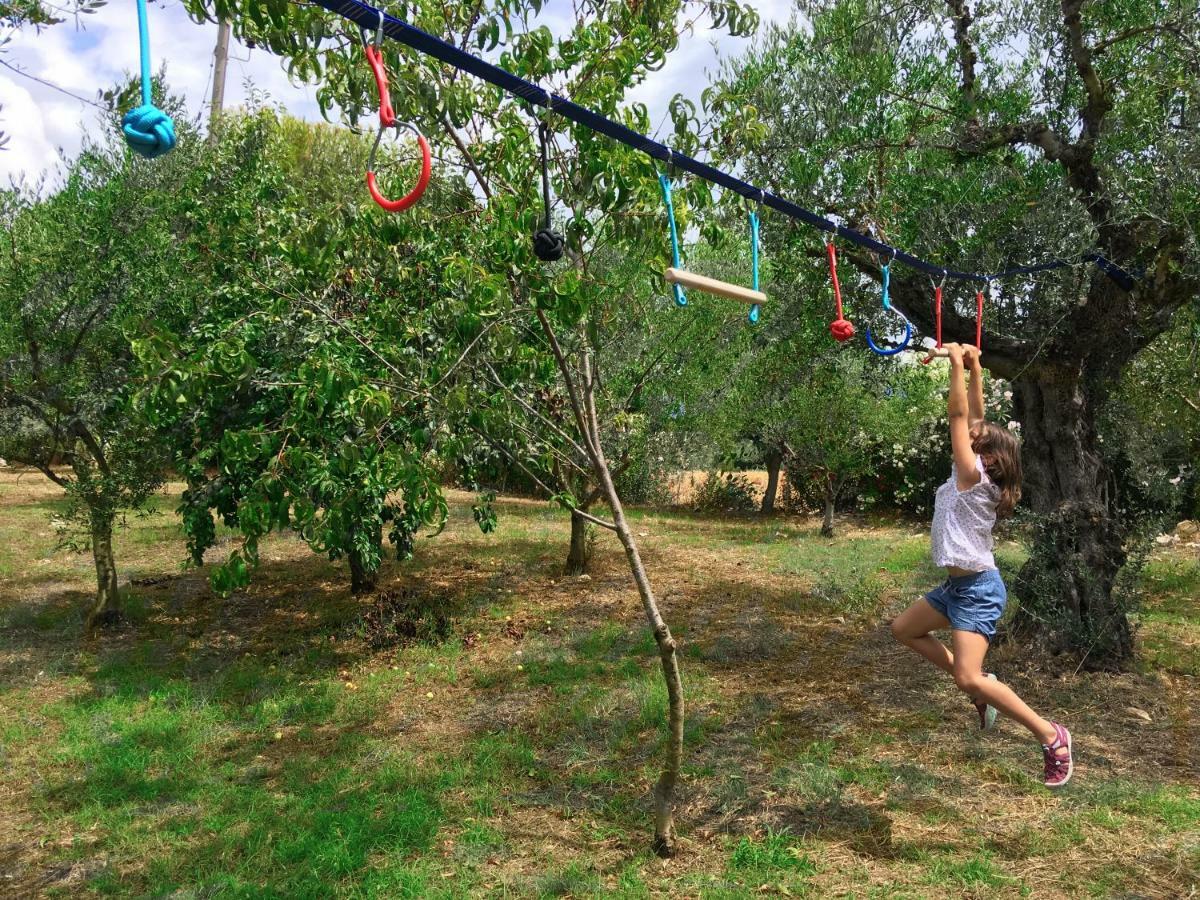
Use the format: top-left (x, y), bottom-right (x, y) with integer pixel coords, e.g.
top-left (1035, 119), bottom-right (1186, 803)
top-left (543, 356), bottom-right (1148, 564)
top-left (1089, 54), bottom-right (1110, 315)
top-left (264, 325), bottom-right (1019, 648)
top-left (716, 0), bottom-right (1200, 663)
top-left (0, 123), bottom-right (194, 627)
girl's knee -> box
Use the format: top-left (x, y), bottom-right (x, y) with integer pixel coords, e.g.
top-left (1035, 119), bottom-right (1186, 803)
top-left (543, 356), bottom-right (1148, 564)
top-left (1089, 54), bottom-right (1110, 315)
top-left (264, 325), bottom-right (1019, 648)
top-left (890, 618), bottom-right (914, 643)
top-left (953, 669), bottom-right (984, 694)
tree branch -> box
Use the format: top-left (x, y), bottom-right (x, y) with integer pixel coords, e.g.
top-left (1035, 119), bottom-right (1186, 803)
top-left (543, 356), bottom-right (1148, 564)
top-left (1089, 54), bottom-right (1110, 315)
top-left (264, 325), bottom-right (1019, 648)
top-left (944, 0), bottom-right (979, 123)
top-left (533, 306), bottom-right (601, 459)
top-left (1061, 0), bottom-right (1112, 148)
top-left (474, 428), bottom-right (616, 531)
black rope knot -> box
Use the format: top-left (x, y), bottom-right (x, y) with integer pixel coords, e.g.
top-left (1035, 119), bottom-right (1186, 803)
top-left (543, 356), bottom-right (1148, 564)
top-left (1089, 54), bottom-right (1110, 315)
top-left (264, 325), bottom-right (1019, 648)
top-left (534, 227), bottom-right (565, 261)
top-left (532, 118), bottom-right (565, 262)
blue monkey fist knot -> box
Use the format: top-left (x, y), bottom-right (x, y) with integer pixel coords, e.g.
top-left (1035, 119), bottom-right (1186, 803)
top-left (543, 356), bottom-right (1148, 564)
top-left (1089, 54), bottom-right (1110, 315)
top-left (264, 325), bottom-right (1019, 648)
top-left (122, 104), bottom-right (176, 159)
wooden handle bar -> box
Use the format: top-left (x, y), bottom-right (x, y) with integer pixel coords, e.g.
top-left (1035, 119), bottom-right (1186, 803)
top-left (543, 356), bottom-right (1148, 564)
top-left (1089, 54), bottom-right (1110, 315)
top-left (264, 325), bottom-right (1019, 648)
top-left (924, 345), bottom-right (980, 359)
top-left (665, 267), bottom-right (767, 305)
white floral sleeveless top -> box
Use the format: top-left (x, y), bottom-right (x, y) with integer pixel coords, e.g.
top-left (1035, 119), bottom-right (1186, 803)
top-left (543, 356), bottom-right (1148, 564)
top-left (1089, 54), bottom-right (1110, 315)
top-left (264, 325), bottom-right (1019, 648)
top-left (931, 456), bottom-right (1000, 572)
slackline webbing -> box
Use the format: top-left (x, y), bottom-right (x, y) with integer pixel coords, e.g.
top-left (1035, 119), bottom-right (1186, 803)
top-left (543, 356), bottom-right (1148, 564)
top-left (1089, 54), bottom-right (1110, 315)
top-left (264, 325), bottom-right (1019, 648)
top-left (311, 0), bottom-right (1137, 290)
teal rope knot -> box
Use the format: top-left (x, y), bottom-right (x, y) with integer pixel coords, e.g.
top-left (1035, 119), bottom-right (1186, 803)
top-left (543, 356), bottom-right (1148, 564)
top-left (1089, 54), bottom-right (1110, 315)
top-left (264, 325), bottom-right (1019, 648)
top-left (125, 0), bottom-right (176, 159)
top-left (123, 104), bottom-right (176, 158)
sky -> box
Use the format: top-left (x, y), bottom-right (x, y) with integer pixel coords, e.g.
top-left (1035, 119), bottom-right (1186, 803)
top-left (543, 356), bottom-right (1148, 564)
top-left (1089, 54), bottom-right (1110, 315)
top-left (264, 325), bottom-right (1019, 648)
top-left (0, 0), bottom-right (794, 186)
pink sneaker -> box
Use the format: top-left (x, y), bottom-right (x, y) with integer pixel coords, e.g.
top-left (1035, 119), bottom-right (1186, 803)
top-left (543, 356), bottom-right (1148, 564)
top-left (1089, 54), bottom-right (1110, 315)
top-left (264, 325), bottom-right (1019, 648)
top-left (1042, 723), bottom-right (1073, 788)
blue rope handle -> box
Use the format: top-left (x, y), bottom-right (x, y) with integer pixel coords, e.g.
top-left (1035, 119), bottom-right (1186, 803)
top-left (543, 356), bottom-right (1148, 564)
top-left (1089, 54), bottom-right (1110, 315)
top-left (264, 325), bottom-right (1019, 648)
top-left (658, 173), bottom-right (686, 307)
top-left (747, 210), bottom-right (761, 324)
top-left (123, 0), bottom-right (176, 159)
top-left (865, 262), bottom-right (913, 356)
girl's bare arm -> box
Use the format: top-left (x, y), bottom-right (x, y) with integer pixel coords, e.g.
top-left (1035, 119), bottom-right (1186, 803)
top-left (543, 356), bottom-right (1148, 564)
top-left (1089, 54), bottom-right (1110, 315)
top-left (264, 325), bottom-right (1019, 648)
top-left (946, 343), bottom-right (981, 490)
top-left (964, 345), bottom-right (985, 425)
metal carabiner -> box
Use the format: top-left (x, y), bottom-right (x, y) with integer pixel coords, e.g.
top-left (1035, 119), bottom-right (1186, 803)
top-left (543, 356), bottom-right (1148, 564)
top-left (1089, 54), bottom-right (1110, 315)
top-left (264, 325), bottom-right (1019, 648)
top-left (367, 119), bottom-right (432, 213)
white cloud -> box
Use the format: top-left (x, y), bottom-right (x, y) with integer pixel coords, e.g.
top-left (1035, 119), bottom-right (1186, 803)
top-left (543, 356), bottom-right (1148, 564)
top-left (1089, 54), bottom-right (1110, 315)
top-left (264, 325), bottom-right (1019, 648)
top-left (0, 1), bottom-right (318, 183)
top-left (0, 75), bottom-right (61, 187)
top-left (0, 0), bottom-right (795, 183)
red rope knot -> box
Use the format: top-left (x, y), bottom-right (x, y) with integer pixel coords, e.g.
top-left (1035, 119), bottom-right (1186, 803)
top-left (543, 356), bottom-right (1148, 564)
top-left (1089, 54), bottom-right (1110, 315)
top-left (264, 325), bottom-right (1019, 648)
top-left (826, 242), bottom-right (854, 342)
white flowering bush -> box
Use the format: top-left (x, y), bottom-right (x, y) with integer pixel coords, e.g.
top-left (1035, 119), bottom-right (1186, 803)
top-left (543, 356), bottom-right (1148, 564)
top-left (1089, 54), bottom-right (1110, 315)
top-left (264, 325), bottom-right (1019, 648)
top-left (864, 372), bottom-right (1013, 515)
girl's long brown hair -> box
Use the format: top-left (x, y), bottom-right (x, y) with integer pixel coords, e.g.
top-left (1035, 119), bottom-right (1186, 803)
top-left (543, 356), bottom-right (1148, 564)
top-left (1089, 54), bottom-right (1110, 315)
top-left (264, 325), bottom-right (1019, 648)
top-left (973, 422), bottom-right (1023, 518)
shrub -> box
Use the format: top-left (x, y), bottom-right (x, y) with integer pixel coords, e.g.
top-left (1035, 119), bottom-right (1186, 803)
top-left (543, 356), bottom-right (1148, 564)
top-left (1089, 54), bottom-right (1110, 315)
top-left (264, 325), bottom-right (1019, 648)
top-left (691, 471), bottom-right (759, 514)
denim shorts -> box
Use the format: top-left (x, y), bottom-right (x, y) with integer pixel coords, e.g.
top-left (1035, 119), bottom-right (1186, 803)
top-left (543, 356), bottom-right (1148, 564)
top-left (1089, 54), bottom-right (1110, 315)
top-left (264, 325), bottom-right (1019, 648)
top-left (924, 568), bottom-right (1007, 641)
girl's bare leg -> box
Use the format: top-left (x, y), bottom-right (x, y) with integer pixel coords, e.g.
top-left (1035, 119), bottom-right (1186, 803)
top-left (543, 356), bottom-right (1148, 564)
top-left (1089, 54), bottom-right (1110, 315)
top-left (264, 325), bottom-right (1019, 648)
top-left (891, 598), bottom-right (955, 674)
top-left (950, 629), bottom-right (1056, 743)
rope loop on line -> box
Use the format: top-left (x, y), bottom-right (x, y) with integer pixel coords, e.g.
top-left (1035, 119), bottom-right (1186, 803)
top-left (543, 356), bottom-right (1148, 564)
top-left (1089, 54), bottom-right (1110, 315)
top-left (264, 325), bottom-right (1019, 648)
top-left (123, 0), bottom-right (176, 159)
top-left (533, 119), bottom-right (565, 261)
top-left (658, 172), bottom-right (687, 307)
top-left (747, 209), bottom-right (761, 324)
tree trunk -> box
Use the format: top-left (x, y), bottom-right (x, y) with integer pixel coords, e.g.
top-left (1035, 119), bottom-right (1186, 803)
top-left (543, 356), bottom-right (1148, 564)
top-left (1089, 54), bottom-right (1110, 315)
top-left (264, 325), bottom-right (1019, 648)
top-left (593, 462), bottom-right (683, 857)
top-left (1011, 369), bottom-right (1133, 664)
top-left (540, 333), bottom-right (684, 858)
top-left (87, 512), bottom-right (122, 629)
top-left (348, 523), bottom-right (381, 596)
top-left (821, 476), bottom-right (835, 537)
top-left (761, 449), bottom-right (783, 514)
top-left (208, 18), bottom-right (232, 140)
top-left (564, 509), bottom-right (593, 575)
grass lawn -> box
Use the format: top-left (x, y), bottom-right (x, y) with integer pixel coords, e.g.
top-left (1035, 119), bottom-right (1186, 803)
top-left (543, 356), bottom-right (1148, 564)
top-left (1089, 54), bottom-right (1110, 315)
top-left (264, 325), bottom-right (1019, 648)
top-left (1, 470), bottom-right (1197, 897)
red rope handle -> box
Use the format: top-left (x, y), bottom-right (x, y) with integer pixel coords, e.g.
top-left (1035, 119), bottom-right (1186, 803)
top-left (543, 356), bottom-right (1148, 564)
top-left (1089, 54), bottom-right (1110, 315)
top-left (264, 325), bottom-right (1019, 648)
top-left (975, 288), bottom-right (984, 350)
top-left (827, 242), bottom-right (854, 341)
top-left (934, 284), bottom-right (943, 349)
top-left (921, 281), bottom-right (945, 365)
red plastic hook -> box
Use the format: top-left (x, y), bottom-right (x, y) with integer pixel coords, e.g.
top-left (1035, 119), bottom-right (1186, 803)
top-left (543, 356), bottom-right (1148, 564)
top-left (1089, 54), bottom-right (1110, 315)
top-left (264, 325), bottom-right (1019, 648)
top-left (366, 123), bottom-right (432, 213)
top-left (362, 24), bottom-right (430, 213)
top-left (365, 44), bottom-right (395, 129)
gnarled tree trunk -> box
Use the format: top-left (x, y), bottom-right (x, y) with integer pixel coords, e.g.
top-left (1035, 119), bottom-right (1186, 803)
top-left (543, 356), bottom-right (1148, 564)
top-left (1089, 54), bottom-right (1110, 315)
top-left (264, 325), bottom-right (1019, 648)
top-left (87, 510), bottom-right (122, 629)
top-left (1011, 369), bottom-right (1132, 662)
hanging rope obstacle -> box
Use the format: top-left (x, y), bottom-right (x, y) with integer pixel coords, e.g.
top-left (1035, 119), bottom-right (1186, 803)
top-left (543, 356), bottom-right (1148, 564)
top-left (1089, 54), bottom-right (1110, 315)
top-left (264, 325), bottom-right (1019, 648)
top-left (865, 262), bottom-right (913, 357)
top-left (362, 13), bottom-right (431, 213)
top-left (826, 242), bottom-right (854, 342)
top-left (920, 275), bottom-right (946, 364)
top-left (926, 285), bottom-right (986, 359)
top-left (123, 0), bottom-right (176, 159)
top-left (747, 208), bottom-right (762, 325)
top-left (308, 0), bottom-right (1139, 293)
top-left (658, 173), bottom-right (688, 307)
top-left (658, 172), bottom-right (767, 314)
top-left (975, 286), bottom-right (984, 350)
top-left (533, 119), bottom-right (565, 261)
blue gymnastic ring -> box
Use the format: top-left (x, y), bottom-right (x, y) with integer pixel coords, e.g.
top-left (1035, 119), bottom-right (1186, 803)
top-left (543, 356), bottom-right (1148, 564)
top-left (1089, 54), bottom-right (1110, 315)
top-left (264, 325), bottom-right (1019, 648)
top-left (865, 314), bottom-right (913, 357)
